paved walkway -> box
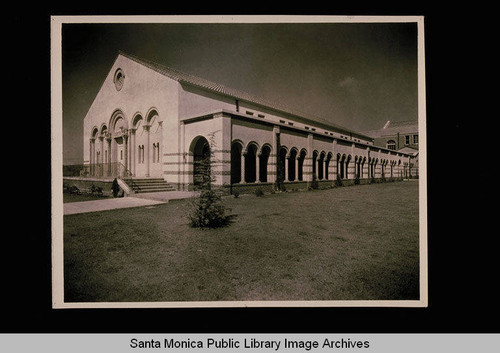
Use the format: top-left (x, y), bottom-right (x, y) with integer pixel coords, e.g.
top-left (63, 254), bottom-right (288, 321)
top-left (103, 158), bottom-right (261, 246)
top-left (64, 191), bottom-right (198, 215)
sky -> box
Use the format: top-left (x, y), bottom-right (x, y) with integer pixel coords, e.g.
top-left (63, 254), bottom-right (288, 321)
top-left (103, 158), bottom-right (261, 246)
top-left (61, 19), bottom-right (419, 164)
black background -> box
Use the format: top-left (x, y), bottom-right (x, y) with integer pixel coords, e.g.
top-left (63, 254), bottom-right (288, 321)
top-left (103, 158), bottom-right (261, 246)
top-left (3, 3), bottom-right (498, 334)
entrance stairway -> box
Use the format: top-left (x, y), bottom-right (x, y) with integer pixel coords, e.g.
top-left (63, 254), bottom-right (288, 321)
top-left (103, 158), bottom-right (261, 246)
top-left (122, 178), bottom-right (176, 194)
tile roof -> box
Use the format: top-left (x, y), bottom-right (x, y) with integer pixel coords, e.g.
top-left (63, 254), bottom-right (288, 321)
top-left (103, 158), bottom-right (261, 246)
top-left (118, 51), bottom-right (373, 140)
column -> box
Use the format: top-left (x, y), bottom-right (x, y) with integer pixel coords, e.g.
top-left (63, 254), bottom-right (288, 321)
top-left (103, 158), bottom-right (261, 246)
top-left (180, 122), bottom-right (186, 188)
top-left (269, 126), bottom-right (280, 184)
top-left (144, 125), bottom-right (150, 177)
top-left (123, 130), bottom-right (128, 172)
top-left (106, 136), bottom-right (112, 177)
top-left (376, 150), bottom-right (382, 178)
top-left (99, 135), bottom-right (104, 164)
top-left (255, 153), bottom-right (260, 183)
top-left (366, 147), bottom-right (371, 179)
top-left (285, 157), bottom-right (289, 182)
top-left (305, 133), bottom-right (313, 183)
top-left (295, 157), bottom-right (299, 181)
top-left (212, 113), bottom-right (232, 188)
top-left (348, 159), bottom-right (355, 179)
top-left (158, 121), bottom-right (163, 165)
top-left (351, 143), bottom-right (356, 179)
top-left (130, 129), bottom-right (136, 176)
top-left (332, 140), bottom-right (337, 180)
top-left (89, 138), bottom-right (94, 176)
top-left (98, 136), bottom-right (104, 177)
top-left (240, 152), bottom-right (246, 183)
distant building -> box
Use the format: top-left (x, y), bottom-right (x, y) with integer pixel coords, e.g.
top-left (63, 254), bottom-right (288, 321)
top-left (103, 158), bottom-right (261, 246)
top-left (364, 120), bottom-right (419, 175)
top-left (365, 120), bottom-right (418, 151)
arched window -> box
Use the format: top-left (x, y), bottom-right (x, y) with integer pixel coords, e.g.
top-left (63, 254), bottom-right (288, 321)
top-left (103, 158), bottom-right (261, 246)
top-left (345, 155), bottom-right (351, 179)
top-left (245, 144), bottom-right (258, 183)
top-left (231, 142), bottom-right (243, 184)
top-left (298, 150), bottom-right (307, 181)
top-left (192, 137), bottom-right (211, 188)
top-left (312, 151), bottom-right (318, 179)
top-left (387, 140), bottom-right (396, 150)
top-left (325, 153), bottom-right (332, 180)
top-left (278, 147), bottom-right (288, 183)
top-left (288, 149), bottom-right (298, 181)
top-left (259, 145), bottom-right (271, 182)
top-left (318, 152), bottom-right (325, 180)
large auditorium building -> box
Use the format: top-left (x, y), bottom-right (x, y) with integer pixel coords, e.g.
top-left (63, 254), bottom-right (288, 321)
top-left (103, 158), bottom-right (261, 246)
top-left (82, 51), bottom-right (418, 194)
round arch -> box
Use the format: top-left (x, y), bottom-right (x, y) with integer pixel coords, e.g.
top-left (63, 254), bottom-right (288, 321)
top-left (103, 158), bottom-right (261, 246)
top-left (277, 146), bottom-right (289, 183)
top-left (259, 144), bottom-right (272, 182)
top-left (288, 147), bottom-right (299, 181)
top-left (99, 123), bottom-right (108, 136)
top-left (317, 151), bottom-right (326, 180)
top-left (231, 140), bottom-right (244, 184)
top-left (312, 150), bottom-right (319, 178)
top-left (324, 152), bottom-right (333, 180)
top-left (244, 141), bottom-right (260, 154)
top-left (91, 126), bottom-right (99, 138)
top-left (190, 136), bottom-right (211, 189)
top-left (297, 149), bottom-right (307, 181)
top-left (132, 113), bottom-right (144, 129)
top-left (145, 108), bottom-right (160, 125)
top-left (109, 109), bottom-right (128, 135)
top-left (245, 143), bottom-right (259, 183)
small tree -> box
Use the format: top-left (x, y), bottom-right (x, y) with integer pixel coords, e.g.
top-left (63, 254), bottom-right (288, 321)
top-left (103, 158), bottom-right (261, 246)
top-left (188, 132), bottom-right (229, 228)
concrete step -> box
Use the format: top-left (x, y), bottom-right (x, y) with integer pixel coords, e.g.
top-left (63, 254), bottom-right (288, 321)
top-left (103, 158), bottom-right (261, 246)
top-left (122, 178), bottom-right (176, 193)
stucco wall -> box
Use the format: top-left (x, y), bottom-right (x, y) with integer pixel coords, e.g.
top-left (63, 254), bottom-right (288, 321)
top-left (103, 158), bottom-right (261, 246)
top-left (83, 54), bottom-right (180, 179)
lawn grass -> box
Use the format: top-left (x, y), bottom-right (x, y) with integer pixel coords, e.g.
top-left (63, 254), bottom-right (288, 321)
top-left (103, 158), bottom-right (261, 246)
top-left (63, 181), bottom-right (420, 302)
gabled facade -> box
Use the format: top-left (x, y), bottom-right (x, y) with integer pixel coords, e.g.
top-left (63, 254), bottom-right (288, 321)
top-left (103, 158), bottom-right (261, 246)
top-left (83, 52), bottom-right (418, 193)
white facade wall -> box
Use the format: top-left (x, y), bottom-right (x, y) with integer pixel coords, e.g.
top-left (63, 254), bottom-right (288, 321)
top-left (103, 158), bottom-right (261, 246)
top-left (178, 84), bottom-right (236, 119)
top-left (83, 54), bottom-right (180, 179)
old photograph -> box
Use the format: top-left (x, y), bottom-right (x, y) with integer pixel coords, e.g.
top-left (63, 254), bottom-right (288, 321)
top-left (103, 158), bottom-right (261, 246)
top-left (51, 16), bottom-right (427, 308)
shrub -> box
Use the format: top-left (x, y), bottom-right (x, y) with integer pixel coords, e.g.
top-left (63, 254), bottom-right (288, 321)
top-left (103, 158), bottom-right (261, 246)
top-left (233, 191), bottom-right (240, 198)
top-left (354, 174), bottom-right (360, 185)
top-left (90, 184), bottom-right (103, 196)
top-left (335, 174), bottom-right (343, 187)
top-left (310, 174), bottom-right (319, 190)
top-left (255, 188), bottom-right (264, 197)
top-left (68, 185), bottom-right (80, 195)
top-left (188, 189), bottom-right (229, 228)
